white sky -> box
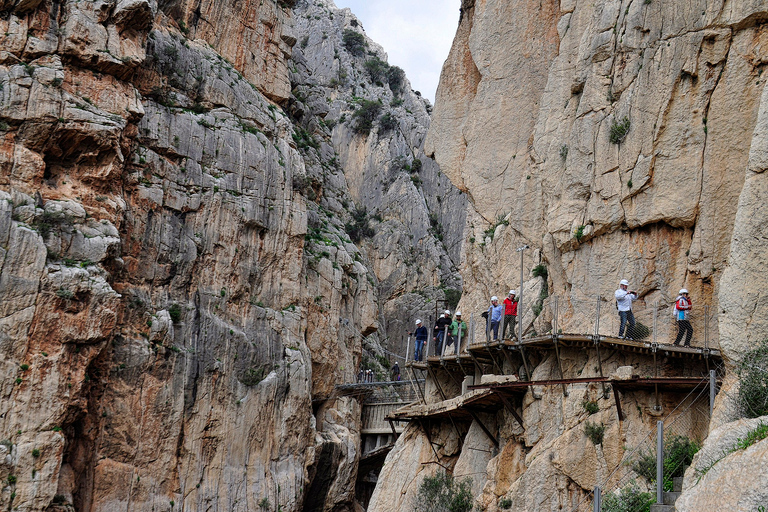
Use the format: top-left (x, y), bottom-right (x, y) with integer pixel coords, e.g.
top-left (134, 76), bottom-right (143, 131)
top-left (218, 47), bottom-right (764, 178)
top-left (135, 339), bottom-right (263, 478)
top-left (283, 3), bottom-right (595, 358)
top-left (332, 0), bottom-right (461, 104)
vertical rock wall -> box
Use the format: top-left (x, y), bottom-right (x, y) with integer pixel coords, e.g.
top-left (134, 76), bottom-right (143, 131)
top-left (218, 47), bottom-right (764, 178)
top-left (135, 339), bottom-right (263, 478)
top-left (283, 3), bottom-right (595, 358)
top-left (0, 0), bottom-right (465, 511)
top-left (367, 1), bottom-right (768, 512)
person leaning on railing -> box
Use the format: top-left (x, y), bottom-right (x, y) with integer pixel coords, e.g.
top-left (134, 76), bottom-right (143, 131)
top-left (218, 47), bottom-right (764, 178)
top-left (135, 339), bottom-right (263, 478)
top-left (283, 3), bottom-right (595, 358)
top-left (449, 311), bottom-right (468, 352)
top-left (673, 289), bottom-right (693, 347)
top-left (433, 310), bottom-right (452, 356)
top-left (502, 290), bottom-right (518, 339)
top-left (615, 279), bottom-right (638, 339)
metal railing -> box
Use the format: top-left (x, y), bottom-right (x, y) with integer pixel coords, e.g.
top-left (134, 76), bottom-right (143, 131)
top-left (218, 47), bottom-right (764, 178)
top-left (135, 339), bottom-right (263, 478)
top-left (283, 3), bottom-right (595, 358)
top-left (420, 296), bottom-right (721, 355)
top-left (572, 374), bottom-right (713, 511)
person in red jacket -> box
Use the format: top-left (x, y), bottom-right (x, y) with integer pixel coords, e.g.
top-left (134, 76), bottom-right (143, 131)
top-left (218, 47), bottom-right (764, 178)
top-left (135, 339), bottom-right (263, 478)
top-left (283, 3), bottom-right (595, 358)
top-left (673, 289), bottom-right (693, 347)
top-left (502, 290), bottom-right (518, 339)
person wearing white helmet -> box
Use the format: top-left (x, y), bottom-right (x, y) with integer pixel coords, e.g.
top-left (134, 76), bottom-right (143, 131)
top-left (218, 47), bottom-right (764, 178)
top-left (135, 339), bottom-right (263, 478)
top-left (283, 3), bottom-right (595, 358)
top-left (502, 290), bottom-right (518, 339)
top-left (434, 310), bottom-right (452, 356)
top-left (487, 296), bottom-right (504, 341)
top-left (615, 279), bottom-right (638, 339)
top-left (410, 319), bottom-right (428, 361)
top-left (449, 311), bottom-right (468, 353)
top-left (673, 289), bottom-right (693, 347)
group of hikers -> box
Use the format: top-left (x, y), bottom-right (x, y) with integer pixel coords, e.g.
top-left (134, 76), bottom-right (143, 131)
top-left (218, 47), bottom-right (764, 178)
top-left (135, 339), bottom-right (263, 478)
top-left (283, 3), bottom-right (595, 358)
top-left (407, 281), bottom-right (696, 362)
top-left (616, 279), bottom-right (694, 347)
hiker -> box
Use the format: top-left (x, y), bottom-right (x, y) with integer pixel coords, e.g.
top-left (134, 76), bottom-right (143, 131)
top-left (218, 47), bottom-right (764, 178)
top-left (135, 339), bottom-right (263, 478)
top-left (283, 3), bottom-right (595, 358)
top-left (450, 311), bottom-right (468, 353)
top-left (391, 362), bottom-right (401, 381)
top-left (411, 319), bottom-right (428, 361)
top-left (673, 289), bottom-right (693, 347)
top-left (502, 290), bottom-right (518, 339)
top-left (434, 310), bottom-right (452, 356)
top-left (615, 279), bottom-right (638, 339)
top-left (488, 296), bottom-right (503, 341)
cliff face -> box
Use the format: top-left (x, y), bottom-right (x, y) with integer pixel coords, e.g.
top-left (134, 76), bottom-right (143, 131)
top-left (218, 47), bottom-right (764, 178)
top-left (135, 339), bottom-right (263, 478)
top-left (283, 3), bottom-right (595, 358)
top-left (366, 0), bottom-right (768, 511)
top-left (0, 0), bottom-right (463, 510)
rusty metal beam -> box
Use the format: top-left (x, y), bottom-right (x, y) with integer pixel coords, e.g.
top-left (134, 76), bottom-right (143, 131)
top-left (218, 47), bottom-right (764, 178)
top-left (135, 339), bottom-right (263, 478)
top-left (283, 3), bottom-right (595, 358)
top-left (428, 366), bottom-right (447, 401)
top-left (495, 391), bottom-right (525, 430)
top-left (613, 385), bottom-right (624, 422)
top-left (464, 408), bottom-right (499, 448)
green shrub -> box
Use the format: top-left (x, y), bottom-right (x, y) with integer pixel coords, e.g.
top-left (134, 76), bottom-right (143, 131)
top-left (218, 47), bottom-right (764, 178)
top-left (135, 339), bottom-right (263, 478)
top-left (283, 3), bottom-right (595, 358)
top-left (498, 497), bottom-right (512, 509)
top-left (364, 56), bottom-right (389, 85)
top-left (584, 421), bottom-right (606, 445)
top-left (737, 339), bottom-right (768, 418)
top-left (352, 99), bottom-right (382, 135)
top-left (342, 29), bottom-right (367, 56)
top-left (414, 471), bottom-right (473, 512)
top-left (559, 144), bottom-right (568, 160)
top-left (632, 435), bottom-right (700, 482)
top-left (168, 303), bottom-right (182, 323)
top-left (610, 116), bottom-right (631, 144)
top-left (629, 321), bottom-right (651, 341)
top-left (575, 225), bottom-right (585, 241)
top-left (379, 112), bottom-right (397, 131)
top-left (532, 264), bottom-right (548, 280)
top-left (583, 400), bottom-right (599, 414)
top-left (240, 366), bottom-right (268, 386)
top-left (602, 484), bottom-right (654, 512)
top-left (443, 289), bottom-right (462, 312)
top-left (386, 65), bottom-right (406, 93)
top-left (345, 206), bottom-right (375, 243)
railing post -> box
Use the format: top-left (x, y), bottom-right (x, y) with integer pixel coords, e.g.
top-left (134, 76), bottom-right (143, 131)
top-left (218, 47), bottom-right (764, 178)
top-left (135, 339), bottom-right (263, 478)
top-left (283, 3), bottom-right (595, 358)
top-left (517, 245), bottom-right (528, 343)
top-left (704, 305), bottom-right (710, 350)
top-left (593, 486), bottom-right (601, 512)
top-left (710, 369), bottom-right (716, 416)
top-left (442, 324), bottom-right (448, 360)
top-left (553, 296), bottom-right (558, 336)
top-left (652, 301), bottom-right (658, 345)
top-left (656, 420), bottom-right (664, 504)
top-left (595, 295), bottom-right (601, 338)
top-left (406, 335), bottom-right (411, 364)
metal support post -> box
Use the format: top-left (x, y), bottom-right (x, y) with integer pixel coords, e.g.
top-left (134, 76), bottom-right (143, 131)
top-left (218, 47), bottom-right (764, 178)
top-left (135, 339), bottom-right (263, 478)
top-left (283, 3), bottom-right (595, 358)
top-left (652, 301), bottom-right (658, 345)
top-left (519, 248), bottom-right (525, 343)
top-left (595, 295), bottom-right (601, 338)
top-left (704, 305), bottom-right (710, 350)
top-left (441, 325), bottom-right (448, 361)
top-left (656, 420), bottom-right (664, 505)
top-left (593, 486), bottom-right (601, 512)
top-left (406, 336), bottom-right (411, 364)
top-left (710, 369), bottom-right (716, 416)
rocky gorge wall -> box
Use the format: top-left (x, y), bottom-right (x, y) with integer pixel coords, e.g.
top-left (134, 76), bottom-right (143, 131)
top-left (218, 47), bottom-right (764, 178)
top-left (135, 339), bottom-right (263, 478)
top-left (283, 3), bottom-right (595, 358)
top-left (0, 0), bottom-right (465, 510)
top-left (367, 0), bottom-right (768, 511)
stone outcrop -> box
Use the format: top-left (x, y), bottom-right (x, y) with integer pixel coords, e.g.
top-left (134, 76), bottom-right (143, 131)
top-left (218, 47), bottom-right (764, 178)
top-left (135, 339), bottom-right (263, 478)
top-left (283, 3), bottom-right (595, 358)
top-left (369, 0), bottom-right (768, 511)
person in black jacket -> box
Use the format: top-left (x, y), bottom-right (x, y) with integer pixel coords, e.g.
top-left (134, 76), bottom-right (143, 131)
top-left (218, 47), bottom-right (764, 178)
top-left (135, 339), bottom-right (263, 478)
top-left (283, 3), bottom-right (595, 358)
top-left (411, 320), bottom-right (428, 361)
top-left (433, 310), bottom-right (452, 357)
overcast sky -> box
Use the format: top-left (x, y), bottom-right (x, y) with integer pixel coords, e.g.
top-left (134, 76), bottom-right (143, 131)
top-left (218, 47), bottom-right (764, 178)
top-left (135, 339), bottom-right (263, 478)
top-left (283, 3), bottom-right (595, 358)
top-left (332, 0), bottom-right (461, 104)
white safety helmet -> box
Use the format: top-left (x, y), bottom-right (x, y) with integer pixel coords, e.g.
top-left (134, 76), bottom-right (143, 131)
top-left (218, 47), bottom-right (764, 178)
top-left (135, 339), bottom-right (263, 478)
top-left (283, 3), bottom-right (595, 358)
top-left (679, 289), bottom-right (688, 295)
top-left (415, 319), bottom-right (422, 325)
top-left (455, 311), bottom-right (462, 316)
top-left (491, 296), bottom-right (498, 302)
top-left (444, 310), bottom-right (451, 315)
top-left (509, 290), bottom-right (516, 295)
top-left (620, 279), bottom-right (629, 286)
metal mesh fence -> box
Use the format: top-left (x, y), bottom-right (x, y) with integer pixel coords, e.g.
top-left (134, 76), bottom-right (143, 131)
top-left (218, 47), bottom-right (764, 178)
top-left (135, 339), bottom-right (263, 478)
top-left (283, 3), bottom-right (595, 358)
top-left (570, 376), bottom-right (712, 512)
top-left (454, 297), bottom-right (719, 352)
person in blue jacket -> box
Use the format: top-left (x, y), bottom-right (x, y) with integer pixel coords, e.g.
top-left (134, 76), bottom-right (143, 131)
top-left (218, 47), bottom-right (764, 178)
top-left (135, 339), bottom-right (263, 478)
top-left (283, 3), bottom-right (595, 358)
top-left (488, 296), bottom-right (504, 341)
top-left (411, 319), bottom-right (428, 361)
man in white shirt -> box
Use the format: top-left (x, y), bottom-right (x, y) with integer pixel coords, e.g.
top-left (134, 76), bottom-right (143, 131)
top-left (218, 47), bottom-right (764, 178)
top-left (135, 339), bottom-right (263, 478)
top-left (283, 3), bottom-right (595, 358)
top-left (615, 279), bottom-right (638, 339)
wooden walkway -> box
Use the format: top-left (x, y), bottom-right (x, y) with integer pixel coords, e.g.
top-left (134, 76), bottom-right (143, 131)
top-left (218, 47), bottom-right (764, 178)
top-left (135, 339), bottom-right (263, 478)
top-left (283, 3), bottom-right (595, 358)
top-left (406, 333), bottom-right (720, 375)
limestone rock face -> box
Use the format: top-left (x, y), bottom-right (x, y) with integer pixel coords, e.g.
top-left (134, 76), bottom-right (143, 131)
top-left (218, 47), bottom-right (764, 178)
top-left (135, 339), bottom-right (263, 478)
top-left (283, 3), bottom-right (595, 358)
top-left (426, 0), bottom-right (768, 328)
top-left (375, 1), bottom-right (768, 510)
top-left (0, 0), bottom-right (464, 510)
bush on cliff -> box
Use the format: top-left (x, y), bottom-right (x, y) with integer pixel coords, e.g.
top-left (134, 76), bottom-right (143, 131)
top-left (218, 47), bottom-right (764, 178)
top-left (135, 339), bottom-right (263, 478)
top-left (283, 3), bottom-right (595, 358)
top-left (738, 339), bottom-right (768, 418)
top-left (413, 471), bottom-right (473, 512)
top-left (342, 29), bottom-right (367, 56)
top-left (352, 99), bottom-right (382, 135)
